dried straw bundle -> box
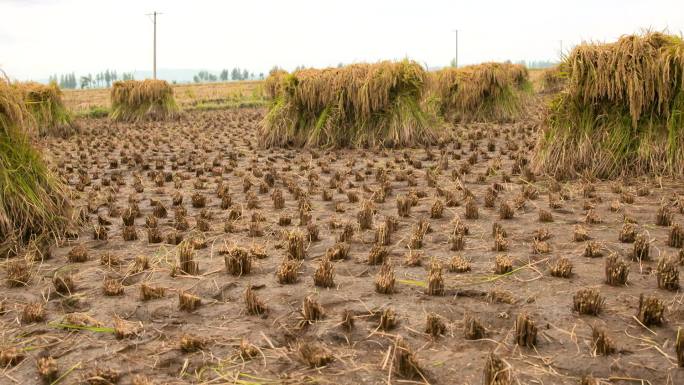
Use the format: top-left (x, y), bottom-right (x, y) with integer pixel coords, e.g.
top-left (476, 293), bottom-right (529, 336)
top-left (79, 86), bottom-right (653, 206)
top-left (264, 69), bottom-right (287, 100)
top-left (0, 78), bottom-right (71, 255)
top-left (110, 79), bottom-right (179, 122)
top-left (431, 62), bottom-right (531, 122)
top-left (260, 60), bottom-right (442, 148)
top-left (16, 82), bottom-right (73, 137)
top-left (534, 32), bottom-right (684, 178)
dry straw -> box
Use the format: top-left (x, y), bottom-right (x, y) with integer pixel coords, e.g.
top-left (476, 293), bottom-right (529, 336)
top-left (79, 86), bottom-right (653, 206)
top-left (0, 77), bottom-right (71, 255)
top-left (260, 60), bottom-right (443, 148)
top-left (534, 32), bottom-right (684, 178)
top-left (540, 65), bottom-right (567, 94)
top-left (110, 79), bottom-right (179, 122)
top-left (15, 81), bottom-right (74, 137)
top-left (431, 62), bottom-right (532, 122)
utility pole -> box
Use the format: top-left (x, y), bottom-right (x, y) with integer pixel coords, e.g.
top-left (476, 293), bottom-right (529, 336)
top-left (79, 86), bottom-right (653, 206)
top-left (453, 29), bottom-right (459, 68)
top-left (146, 11), bottom-right (162, 79)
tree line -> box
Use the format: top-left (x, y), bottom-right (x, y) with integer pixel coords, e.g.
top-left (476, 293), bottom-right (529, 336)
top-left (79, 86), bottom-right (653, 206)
top-left (49, 70), bottom-right (135, 89)
top-left (515, 60), bottom-right (558, 69)
top-left (193, 68), bottom-right (265, 83)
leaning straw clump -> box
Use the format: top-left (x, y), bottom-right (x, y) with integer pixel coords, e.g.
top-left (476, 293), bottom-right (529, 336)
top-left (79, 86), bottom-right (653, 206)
top-left (110, 79), bottom-right (179, 122)
top-left (483, 352), bottom-right (512, 385)
top-left (534, 32), bottom-right (684, 178)
top-left (260, 60), bottom-right (443, 148)
top-left (0, 77), bottom-right (71, 255)
top-left (15, 81), bottom-right (74, 137)
top-left (431, 62), bottom-right (531, 123)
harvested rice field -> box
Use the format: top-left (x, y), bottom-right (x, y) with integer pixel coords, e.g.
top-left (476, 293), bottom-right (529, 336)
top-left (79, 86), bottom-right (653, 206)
top-left (62, 81), bottom-right (267, 115)
top-left (2, 103), bottom-right (683, 384)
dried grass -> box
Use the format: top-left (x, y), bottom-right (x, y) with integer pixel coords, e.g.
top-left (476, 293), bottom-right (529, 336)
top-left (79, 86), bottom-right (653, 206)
top-left (0, 78), bottom-right (72, 255)
top-left (110, 79), bottom-right (179, 122)
top-left (260, 60), bottom-right (443, 148)
top-left (534, 32), bottom-right (684, 178)
top-left (432, 62), bottom-right (531, 123)
top-left (540, 65), bottom-right (567, 94)
top-left (15, 81), bottom-right (74, 137)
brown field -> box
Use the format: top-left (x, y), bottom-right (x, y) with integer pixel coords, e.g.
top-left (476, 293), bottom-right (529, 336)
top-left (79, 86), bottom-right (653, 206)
top-left (2, 104), bottom-right (683, 384)
top-left (62, 81), bottom-right (265, 112)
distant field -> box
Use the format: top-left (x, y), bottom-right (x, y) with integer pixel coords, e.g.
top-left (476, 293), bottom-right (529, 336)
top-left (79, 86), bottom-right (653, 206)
top-left (62, 72), bottom-right (552, 115)
top-left (527, 68), bottom-right (546, 92)
top-left (62, 80), bottom-right (266, 113)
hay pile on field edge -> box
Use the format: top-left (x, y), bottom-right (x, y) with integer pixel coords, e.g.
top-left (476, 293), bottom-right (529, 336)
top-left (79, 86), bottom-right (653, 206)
top-left (431, 62), bottom-right (532, 123)
top-left (533, 32), bottom-right (684, 179)
top-left (16, 81), bottom-right (75, 137)
top-left (260, 60), bottom-right (444, 148)
top-left (110, 79), bottom-right (179, 122)
top-left (539, 65), bottom-right (566, 94)
top-left (0, 77), bottom-right (72, 255)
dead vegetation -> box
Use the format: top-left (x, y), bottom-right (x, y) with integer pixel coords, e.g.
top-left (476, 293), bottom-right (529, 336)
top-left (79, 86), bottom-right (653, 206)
top-left (432, 62), bottom-right (531, 123)
top-left (534, 32), bottom-right (684, 178)
top-left (110, 79), bottom-right (179, 122)
top-left (573, 288), bottom-right (604, 316)
top-left (261, 60), bottom-right (443, 148)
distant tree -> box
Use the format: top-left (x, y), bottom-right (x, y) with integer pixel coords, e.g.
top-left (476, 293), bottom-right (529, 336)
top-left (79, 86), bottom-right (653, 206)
top-left (220, 69), bottom-right (229, 81)
top-left (231, 68), bottom-right (241, 81)
top-left (80, 76), bottom-right (90, 89)
top-left (193, 71), bottom-right (218, 83)
top-left (104, 70), bottom-right (112, 87)
top-left (242, 69), bottom-right (249, 80)
top-left (62, 74), bottom-right (69, 89)
top-left (259, 73), bottom-right (264, 80)
top-left (337, 62), bottom-right (343, 68)
top-left (524, 60), bottom-right (557, 69)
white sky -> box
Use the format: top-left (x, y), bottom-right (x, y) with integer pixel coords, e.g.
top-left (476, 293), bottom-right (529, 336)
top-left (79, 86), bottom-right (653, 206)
top-left (1, 0), bottom-right (683, 80)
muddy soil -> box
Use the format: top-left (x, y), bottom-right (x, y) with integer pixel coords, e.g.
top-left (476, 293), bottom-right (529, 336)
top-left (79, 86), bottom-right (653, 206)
top-left (2, 108), bottom-right (683, 385)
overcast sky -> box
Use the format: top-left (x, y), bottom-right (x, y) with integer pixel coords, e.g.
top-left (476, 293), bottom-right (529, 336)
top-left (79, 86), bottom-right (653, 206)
top-left (1, 0), bottom-right (683, 80)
